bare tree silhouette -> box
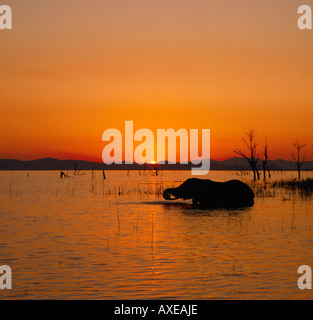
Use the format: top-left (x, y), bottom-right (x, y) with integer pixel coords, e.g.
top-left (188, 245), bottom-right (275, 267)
top-left (292, 140), bottom-right (306, 179)
top-left (143, 162), bottom-right (160, 176)
top-left (60, 171), bottom-right (69, 179)
top-left (73, 161), bottom-right (78, 176)
top-left (234, 128), bottom-right (260, 181)
top-left (262, 138), bottom-right (271, 180)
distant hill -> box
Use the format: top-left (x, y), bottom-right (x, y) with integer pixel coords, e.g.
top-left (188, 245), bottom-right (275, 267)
top-left (1, 157), bottom-right (313, 171)
top-left (0, 158), bottom-right (191, 171)
top-left (209, 157), bottom-right (313, 171)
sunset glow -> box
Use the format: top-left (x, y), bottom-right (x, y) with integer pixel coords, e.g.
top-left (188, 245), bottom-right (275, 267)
top-left (2, 0), bottom-right (313, 302)
top-left (1, 1), bottom-right (312, 162)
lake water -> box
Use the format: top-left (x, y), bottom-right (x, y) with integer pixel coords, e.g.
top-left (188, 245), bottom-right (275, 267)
top-left (1, 170), bottom-right (313, 299)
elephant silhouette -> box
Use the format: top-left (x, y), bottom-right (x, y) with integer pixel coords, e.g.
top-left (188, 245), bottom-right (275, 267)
top-left (163, 178), bottom-right (254, 208)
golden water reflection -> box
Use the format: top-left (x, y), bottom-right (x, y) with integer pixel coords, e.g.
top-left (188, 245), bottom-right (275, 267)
top-left (0, 170), bottom-right (313, 299)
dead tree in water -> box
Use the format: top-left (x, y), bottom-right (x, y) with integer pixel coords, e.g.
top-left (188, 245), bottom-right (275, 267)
top-left (74, 161), bottom-right (78, 176)
top-left (60, 171), bottom-right (69, 179)
top-left (143, 162), bottom-right (160, 176)
top-left (292, 140), bottom-right (306, 179)
top-left (262, 138), bottom-right (271, 180)
top-left (234, 128), bottom-right (260, 181)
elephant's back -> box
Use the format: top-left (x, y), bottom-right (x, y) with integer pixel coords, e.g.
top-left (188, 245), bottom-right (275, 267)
top-left (224, 179), bottom-right (254, 199)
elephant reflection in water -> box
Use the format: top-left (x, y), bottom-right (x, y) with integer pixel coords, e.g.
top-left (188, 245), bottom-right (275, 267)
top-left (163, 178), bottom-right (254, 209)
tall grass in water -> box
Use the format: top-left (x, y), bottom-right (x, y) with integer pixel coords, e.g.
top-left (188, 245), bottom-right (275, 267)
top-left (114, 192), bottom-right (120, 232)
top-left (271, 178), bottom-right (313, 198)
top-left (252, 178), bottom-right (313, 200)
top-left (57, 170), bottom-right (312, 201)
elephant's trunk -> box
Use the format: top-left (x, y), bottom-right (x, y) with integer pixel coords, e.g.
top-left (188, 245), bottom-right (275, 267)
top-left (163, 188), bottom-right (178, 200)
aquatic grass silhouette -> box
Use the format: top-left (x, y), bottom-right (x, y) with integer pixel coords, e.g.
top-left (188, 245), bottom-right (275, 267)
top-left (93, 181), bottom-right (178, 199)
top-left (37, 171), bottom-right (313, 202)
top-left (249, 177), bottom-right (313, 201)
top-left (114, 191), bottom-right (120, 232)
top-left (272, 178), bottom-right (313, 195)
top-left (9, 170), bottom-right (313, 205)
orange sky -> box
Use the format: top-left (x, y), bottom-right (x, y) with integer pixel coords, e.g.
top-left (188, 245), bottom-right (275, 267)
top-left (1, 0), bottom-right (313, 162)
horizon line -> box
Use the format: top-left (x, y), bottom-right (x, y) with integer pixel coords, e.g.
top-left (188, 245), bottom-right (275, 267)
top-left (0, 156), bottom-right (309, 163)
